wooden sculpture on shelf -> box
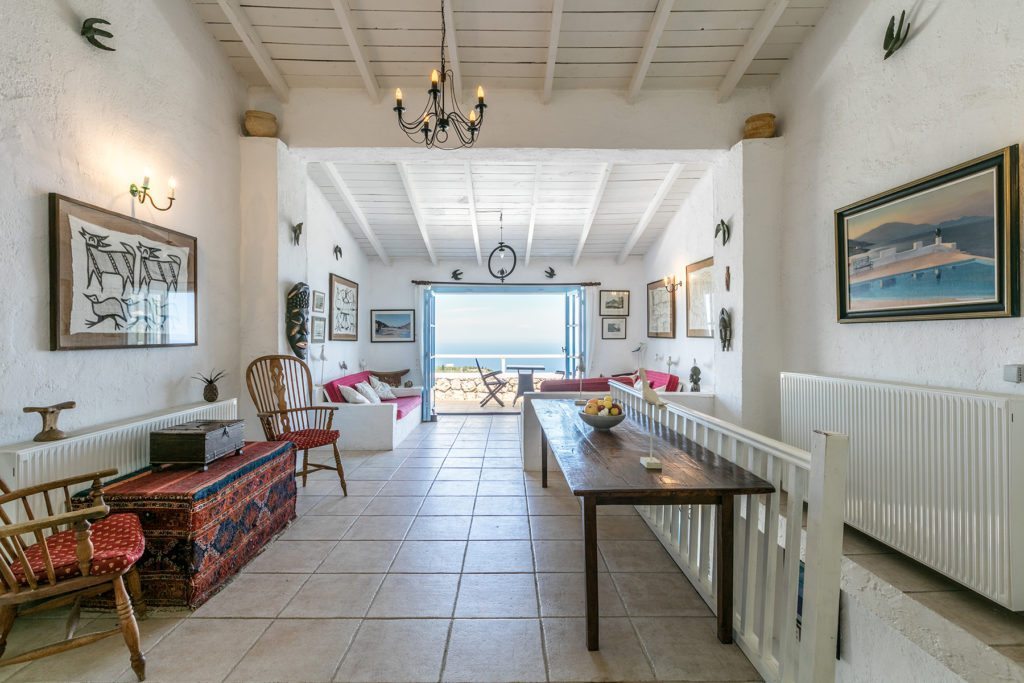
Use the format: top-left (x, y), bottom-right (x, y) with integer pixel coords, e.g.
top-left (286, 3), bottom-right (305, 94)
top-left (22, 401), bottom-right (76, 442)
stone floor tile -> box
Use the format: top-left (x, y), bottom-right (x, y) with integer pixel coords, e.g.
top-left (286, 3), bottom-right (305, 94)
top-left (633, 617), bottom-right (760, 681)
top-left (280, 514), bottom-right (357, 540)
top-left (473, 496), bottom-right (528, 516)
top-left (378, 480), bottom-right (434, 496)
top-left (406, 515), bottom-right (472, 540)
top-left (463, 540), bottom-right (534, 572)
top-left (442, 619), bottom-right (545, 683)
top-left (309, 496), bottom-right (372, 516)
top-left (194, 573), bottom-right (306, 618)
top-left (455, 573), bottom-right (538, 617)
top-left (362, 496), bottom-right (425, 515)
top-left (390, 540), bottom-right (467, 573)
top-left (469, 515), bottom-right (531, 540)
top-left (543, 617), bottom-right (655, 682)
top-left (533, 540), bottom-right (607, 573)
top-left (418, 496), bottom-right (476, 516)
top-left (244, 540), bottom-right (336, 573)
top-left (318, 540), bottom-right (402, 573)
top-left (334, 619), bottom-right (450, 683)
top-left (225, 619), bottom-right (358, 683)
top-left (536, 572), bottom-right (624, 617)
top-left (428, 480), bottom-right (480, 496)
top-left (612, 572), bottom-right (711, 617)
top-left (598, 540), bottom-right (680, 573)
top-left (367, 574), bottom-right (460, 618)
top-left (280, 573), bottom-right (384, 618)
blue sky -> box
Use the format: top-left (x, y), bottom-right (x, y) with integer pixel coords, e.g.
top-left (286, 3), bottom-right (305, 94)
top-left (435, 292), bottom-right (564, 353)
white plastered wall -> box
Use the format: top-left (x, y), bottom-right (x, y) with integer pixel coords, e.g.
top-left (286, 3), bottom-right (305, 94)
top-left (0, 0), bottom-right (245, 443)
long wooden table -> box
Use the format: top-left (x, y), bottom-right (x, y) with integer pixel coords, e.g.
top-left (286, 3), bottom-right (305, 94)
top-left (533, 399), bottom-right (774, 650)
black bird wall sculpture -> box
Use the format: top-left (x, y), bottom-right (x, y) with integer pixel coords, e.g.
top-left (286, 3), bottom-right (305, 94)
top-left (333, 245), bottom-right (343, 260)
top-left (290, 223), bottom-right (303, 246)
top-left (451, 269), bottom-right (464, 281)
top-left (544, 267), bottom-right (556, 279)
top-left (81, 18), bottom-right (115, 51)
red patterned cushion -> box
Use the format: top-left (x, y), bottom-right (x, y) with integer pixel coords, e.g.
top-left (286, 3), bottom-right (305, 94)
top-left (279, 429), bottom-right (339, 450)
top-left (12, 513), bottom-right (145, 585)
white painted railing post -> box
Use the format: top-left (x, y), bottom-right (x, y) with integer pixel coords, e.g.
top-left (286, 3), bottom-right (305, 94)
top-left (797, 430), bottom-right (849, 683)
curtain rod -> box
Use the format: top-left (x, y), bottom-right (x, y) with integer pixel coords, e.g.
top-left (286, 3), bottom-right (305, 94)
top-left (411, 280), bottom-right (601, 286)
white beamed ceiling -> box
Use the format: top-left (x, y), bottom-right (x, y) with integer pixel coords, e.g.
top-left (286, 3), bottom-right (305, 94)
top-left (308, 159), bottom-right (710, 262)
top-left (192, 0), bottom-right (829, 95)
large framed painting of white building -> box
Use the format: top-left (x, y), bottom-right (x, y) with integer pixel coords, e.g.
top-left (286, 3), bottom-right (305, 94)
top-left (835, 146), bottom-right (1019, 322)
top-left (49, 194), bottom-right (198, 350)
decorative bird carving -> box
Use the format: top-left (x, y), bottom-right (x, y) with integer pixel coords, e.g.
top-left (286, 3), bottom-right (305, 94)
top-left (81, 18), bottom-right (115, 51)
top-left (544, 267), bottom-right (556, 279)
top-left (715, 219), bottom-right (731, 246)
top-left (637, 368), bottom-right (666, 408)
top-left (290, 222), bottom-right (303, 246)
top-left (883, 10), bottom-right (910, 60)
top-left (451, 269), bottom-right (464, 281)
top-left (719, 308), bottom-right (733, 351)
top-left (333, 245), bottom-right (343, 260)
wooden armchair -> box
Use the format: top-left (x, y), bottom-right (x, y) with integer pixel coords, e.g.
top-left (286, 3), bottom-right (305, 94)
top-left (0, 470), bottom-right (146, 681)
top-left (246, 354), bottom-right (348, 495)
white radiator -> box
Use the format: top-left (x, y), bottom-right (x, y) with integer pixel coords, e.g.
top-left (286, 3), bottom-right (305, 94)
top-left (0, 399), bottom-right (237, 523)
top-left (781, 372), bottom-right (1024, 610)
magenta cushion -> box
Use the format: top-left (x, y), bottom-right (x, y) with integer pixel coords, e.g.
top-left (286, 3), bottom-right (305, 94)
top-left (323, 371), bottom-right (375, 402)
top-left (391, 396), bottom-right (422, 420)
top-left (539, 369), bottom-right (680, 393)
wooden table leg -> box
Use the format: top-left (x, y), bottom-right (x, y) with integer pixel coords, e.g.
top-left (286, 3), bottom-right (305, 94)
top-left (716, 496), bottom-right (734, 644)
top-left (541, 430), bottom-right (548, 488)
top-left (583, 495), bottom-right (599, 650)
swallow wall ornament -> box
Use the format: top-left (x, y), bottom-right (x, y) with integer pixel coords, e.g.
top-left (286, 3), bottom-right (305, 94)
top-left (451, 269), bottom-right (464, 281)
top-left (544, 267), bottom-right (556, 279)
top-left (81, 18), bottom-right (115, 51)
top-left (333, 245), bottom-right (343, 260)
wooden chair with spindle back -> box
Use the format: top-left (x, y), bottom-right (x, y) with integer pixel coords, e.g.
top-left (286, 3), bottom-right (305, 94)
top-left (246, 354), bottom-right (348, 495)
top-left (0, 470), bottom-right (147, 680)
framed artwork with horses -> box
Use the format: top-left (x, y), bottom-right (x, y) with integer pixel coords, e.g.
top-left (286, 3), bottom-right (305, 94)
top-left (49, 194), bottom-right (198, 350)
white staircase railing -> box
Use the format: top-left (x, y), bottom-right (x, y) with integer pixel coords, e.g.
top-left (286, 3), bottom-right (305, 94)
top-left (610, 381), bottom-right (848, 683)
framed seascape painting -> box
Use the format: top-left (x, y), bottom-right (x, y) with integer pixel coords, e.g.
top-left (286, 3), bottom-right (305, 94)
top-left (311, 316), bottom-right (326, 344)
top-left (329, 274), bottom-right (358, 341)
top-left (836, 146), bottom-right (1019, 322)
top-left (599, 290), bottom-right (629, 316)
top-left (686, 257), bottom-right (714, 337)
top-left (646, 280), bottom-right (675, 338)
top-left (371, 309), bottom-right (415, 343)
top-left (312, 290), bottom-right (326, 314)
top-left (602, 317), bottom-right (627, 340)
top-left (49, 194), bottom-right (197, 350)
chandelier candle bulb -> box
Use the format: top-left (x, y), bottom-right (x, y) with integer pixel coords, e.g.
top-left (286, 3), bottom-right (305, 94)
top-left (477, 85), bottom-right (485, 103)
top-left (395, 88), bottom-right (402, 107)
top-left (168, 177), bottom-right (176, 199)
top-left (431, 69), bottom-right (439, 85)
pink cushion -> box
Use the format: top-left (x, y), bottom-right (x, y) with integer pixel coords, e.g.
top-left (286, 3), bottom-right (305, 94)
top-left (539, 377), bottom-right (612, 392)
top-left (323, 371), bottom-right (375, 402)
top-left (540, 369), bottom-right (680, 393)
top-left (389, 396), bottom-right (422, 420)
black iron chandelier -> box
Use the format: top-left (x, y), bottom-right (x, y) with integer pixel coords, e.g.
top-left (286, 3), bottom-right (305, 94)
top-left (488, 211), bottom-right (516, 282)
top-left (393, 0), bottom-right (487, 149)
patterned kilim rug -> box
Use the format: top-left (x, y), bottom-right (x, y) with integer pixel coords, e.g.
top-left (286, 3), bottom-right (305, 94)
top-left (75, 441), bottom-right (296, 608)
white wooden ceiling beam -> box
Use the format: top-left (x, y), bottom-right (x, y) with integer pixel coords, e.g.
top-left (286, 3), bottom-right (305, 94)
top-left (396, 163), bottom-right (438, 265)
top-left (616, 163), bottom-right (681, 264)
top-left (717, 0), bottom-right (789, 102)
top-left (217, 0), bottom-right (289, 102)
top-left (464, 162), bottom-right (483, 265)
top-left (626, 0), bottom-right (674, 103)
top-left (541, 0), bottom-right (564, 104)
top-left (525, 164), bottom-right (543, 265)
top-left (328, 0), bottom-right (381, 102)
top-left (441, 0), bottom-right (463, 96)
top-left (572, 163), bottom-right (612, 266)
top-left (321, 163), bottom-right (391, 266)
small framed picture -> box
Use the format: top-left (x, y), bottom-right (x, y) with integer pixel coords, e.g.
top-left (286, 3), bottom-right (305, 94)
top-left (312, 290), bottom-right (326, 314)
top-left (311, 316), bottom-right (326, 344)
top-left (599, 290), bottom-right (630, 316)
top-left (371, 309), bottom-right (415, 343)
top-left (329, 274), bottom-right (358, 341)
top-left (602, 317), bottom-right (627, 340)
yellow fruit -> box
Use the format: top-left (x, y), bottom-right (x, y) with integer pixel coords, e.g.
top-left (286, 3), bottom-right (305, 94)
top-left (610, 407), bottom-right (621, 416)
top-left (584, 404), bottom-right (599, 415)
top-left (603, 395), bottom-right (612, 402)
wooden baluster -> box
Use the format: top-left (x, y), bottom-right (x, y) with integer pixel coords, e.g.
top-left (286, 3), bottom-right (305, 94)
top-left (74, 520), bottom-right (93, 578)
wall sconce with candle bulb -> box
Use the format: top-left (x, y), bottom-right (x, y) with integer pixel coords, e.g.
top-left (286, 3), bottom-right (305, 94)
top-left (129, 172), bottom-right (176, 211)
top-left (662, 274), bottom-right (684, 293)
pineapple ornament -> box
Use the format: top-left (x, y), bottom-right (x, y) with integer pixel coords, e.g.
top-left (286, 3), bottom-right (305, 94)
top-left (193, 369), bottom-right (228, 403)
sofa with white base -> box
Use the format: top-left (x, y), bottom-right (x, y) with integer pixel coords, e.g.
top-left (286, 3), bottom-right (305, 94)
top-left (321, 371), bottom-right (423, 450)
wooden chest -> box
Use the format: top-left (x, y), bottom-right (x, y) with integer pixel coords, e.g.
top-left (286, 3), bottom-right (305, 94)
top-left (150, 420), bottom-right (244, 468)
